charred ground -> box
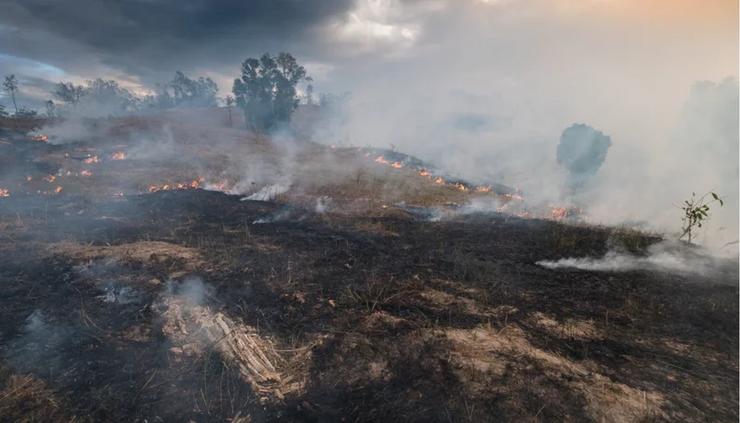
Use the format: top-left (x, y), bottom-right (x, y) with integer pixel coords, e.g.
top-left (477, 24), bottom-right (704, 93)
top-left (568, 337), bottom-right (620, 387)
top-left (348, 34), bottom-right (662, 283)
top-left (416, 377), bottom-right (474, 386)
top-left (0, 116), bottom-right (737, 422)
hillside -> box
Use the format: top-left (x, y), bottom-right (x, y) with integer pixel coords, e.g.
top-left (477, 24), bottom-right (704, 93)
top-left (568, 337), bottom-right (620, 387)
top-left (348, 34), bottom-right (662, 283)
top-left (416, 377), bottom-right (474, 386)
top-left (0, 115), bottom-right (737, 422)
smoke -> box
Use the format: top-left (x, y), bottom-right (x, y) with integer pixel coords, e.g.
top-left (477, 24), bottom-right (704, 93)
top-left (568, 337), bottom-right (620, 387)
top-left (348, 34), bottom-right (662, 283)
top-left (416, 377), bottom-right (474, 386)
top-left (537, 240), bottom-right (738, 282)
top-left (164, 276), bottom-right (213, 306)
top-left (4, 310), bottom-right (74, 376)
top-left (312, 2), bottom-right (738, 250)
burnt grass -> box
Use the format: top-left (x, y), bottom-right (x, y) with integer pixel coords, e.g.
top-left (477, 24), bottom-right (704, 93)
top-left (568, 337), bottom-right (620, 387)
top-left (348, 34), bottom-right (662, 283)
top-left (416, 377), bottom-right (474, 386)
top-left (0, 189), bottom-right (737, 422)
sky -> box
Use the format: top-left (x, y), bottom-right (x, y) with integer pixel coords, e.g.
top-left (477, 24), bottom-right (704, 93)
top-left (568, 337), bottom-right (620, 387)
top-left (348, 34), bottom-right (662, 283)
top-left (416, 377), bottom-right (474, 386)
top-left (0, 0), bottom-right (738, 247)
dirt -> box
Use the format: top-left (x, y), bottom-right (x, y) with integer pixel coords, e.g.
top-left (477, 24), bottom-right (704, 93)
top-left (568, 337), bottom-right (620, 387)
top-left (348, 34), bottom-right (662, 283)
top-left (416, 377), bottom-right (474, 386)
top-left (0, 117), bottom-right (737, 422)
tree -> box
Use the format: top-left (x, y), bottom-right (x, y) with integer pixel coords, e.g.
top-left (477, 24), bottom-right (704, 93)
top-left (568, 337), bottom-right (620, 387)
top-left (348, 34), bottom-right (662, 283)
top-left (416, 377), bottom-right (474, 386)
top-left (225, 95), bottom-right (235, 127)
top-left (0, 104), bottom-right (7, 118)
top-left (80, 78), bottom-right (137, 114)
top-left (3, 74), bottom-right (19, 114)
top-left (680, 192), bottom-right (724, 244)
top-left (168, 71), bottom-right (218, 107)
top-left (45, 100), bottom-right (56, 118)
top-left (53, 82), bottom-right (85, 106)
top-left (305, 76), bottom-right (314, 105)
top-left (232, 52), bottom-right (307, 132)
top-left (557, 123), bottom-right (612, 192)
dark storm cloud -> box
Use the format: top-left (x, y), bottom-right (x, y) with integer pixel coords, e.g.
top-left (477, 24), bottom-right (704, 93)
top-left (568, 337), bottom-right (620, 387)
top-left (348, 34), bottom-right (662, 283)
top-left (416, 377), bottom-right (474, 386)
top-left (0, 0), bottom-right (352, 82)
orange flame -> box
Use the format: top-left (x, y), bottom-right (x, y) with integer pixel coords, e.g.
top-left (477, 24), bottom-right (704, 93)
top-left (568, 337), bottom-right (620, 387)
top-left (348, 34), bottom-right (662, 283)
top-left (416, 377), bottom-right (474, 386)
top-left (54, 186), bottom-right (63, 194)
top-left (475, 185), bottom-right (492, 193)
top-left (453, 183), bottom-right (468, 192)
top-left (30, 135), bottom-right (48, 142)
top-left (0, 188), bottom-right (9, 197)
top-left (374, 156), bottom-right (390, 165)
top-left (418, 169), bottom-right (431, 177)
top-left (43, 175), bottom-right (57, 183)
top-left (83, 155), bottom-right (100, 164)
top-left (148, 177), bottom-right (203, 193)
top-left (80, 170), bottom-right (93, 177)
top-left (434, 177), bottom-right (445, 185)
top-left (110, 151), bottom-right (127, 160)
top-left (550, 207), bottom-right (567, 220)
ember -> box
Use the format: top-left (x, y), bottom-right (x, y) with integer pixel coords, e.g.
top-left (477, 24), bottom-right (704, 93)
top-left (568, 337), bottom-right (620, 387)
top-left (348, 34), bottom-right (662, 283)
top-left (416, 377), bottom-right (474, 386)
top-left (84, 155), bottom-right (100, 164)
top-left (0, 188), bottom-right (9, 197)
top-left (29, 134), bottom-right (48, 142)
top-left (80, 170), bottom-right (93, 177)
top-left (43, 175), bottom-right (57, 183)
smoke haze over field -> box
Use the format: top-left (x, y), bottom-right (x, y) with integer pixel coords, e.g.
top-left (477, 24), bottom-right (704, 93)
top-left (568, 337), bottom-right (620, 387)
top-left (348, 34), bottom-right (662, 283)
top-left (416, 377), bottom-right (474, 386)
top-left (1, 0), bottom-right (737, 247)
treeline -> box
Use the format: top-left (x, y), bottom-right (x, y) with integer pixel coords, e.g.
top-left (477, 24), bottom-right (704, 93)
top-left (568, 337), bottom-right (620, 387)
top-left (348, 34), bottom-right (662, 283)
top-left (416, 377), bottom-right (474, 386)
top-left (1, 52), bottom-right (337, 133)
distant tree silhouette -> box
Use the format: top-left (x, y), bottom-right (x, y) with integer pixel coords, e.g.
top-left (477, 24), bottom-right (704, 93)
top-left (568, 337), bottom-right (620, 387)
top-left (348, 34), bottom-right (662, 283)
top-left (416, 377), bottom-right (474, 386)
top-left (225, 95), bottom-right (235, 127)
top-left (3, 75), bottom-right (19, 114)
top-left (168, 71), bottom-right (218, 107)
top-left (232, 52), bottom-right (307, 132)
top-left (53, 82), bottom-right (85, 106)
top-left (557, 123), bottom-right (611, 192)
top-left (45, 100), bottom-right (56, 118)
top-left (305, 76), bottom-right (314, 105)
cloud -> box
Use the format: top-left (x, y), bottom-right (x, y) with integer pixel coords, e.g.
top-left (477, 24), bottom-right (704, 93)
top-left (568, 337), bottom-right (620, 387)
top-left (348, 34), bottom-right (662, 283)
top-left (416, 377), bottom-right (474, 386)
top-left (0, 0), bottom-right (353, 92)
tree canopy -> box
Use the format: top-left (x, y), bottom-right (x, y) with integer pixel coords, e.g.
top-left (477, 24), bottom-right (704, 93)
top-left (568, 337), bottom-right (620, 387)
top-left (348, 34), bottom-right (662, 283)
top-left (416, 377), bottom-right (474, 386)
top-left (232, 52), bottom-right (307, 132)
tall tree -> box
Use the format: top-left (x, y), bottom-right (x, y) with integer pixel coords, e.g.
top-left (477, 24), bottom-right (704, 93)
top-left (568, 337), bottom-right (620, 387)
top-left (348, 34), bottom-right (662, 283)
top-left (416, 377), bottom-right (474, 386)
top-left (3, 74), bottom-right (19, 114)
top-left (225, 95), bottom-right (235, 127)
top-left (44, 100), bottom-right (56, 118)
top-left (305, 76), bottom-right (314, 105)
top-left (232, 52), bottom-right (307, 132)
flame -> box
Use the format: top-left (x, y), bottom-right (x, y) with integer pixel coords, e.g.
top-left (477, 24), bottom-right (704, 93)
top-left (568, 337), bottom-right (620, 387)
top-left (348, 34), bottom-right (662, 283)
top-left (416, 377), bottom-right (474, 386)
top-left (148, 177), bottom-right (203, 193)
top-left (80, 170), bottom-right (93, 177)
top-left (418, 169), bottom-right (431, 177)
top-left (503, 192), bottom-right (524, 201)
top-left (0, 188), bottom-right (9, 197)
top-left (83, 155), bottom-right (100, 164)
top-left (434, 177), bottom-right (445, 185)
top-left (43, 175), bottom-right (56, 183)
top-left (374, 156), bottom-right (390, 165)
top-left (110, 151), bottom-right (127, 160)
top-left (550, 207), bottom-right (568, 220)
top-left (30, 134), bottom-right (48, 142)
top-left (453, 183), bottom-right (468, 192)
top-left (54, 186), bottom-right (63, 194)
top-left (475, 185), bottom-right (492, 193)
top-left (390, 161), bottom-right (403, 169)
top-left (26, 175), bottom-right (33, 181)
